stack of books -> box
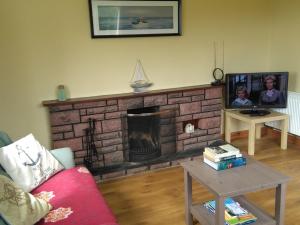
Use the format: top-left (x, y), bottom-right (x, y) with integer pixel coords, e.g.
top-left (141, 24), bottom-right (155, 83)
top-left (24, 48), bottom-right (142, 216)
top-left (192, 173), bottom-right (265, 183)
top-left (203, 144), bottom-right (246, 171)
top-left (204, 198), bottom-right (257, 225)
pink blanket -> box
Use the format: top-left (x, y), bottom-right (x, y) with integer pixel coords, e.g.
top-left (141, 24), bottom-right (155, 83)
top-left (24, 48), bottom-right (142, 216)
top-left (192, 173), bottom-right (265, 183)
top-left (32, 167), bottom-right (118, 225)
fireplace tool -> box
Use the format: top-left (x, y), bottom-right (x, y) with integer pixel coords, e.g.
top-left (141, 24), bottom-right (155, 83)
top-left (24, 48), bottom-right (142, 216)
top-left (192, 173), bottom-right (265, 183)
top-left (84, 118), bottom-right (99, 170)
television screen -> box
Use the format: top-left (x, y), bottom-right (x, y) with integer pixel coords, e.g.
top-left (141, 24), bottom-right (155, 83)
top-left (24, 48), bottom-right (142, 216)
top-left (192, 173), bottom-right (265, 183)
top-left (225, 72), bottom-right (288, 109)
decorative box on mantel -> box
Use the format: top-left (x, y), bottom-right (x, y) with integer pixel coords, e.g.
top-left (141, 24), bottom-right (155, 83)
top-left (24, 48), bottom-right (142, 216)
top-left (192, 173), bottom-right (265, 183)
top-left (43, 84), bottom-right (223, 180)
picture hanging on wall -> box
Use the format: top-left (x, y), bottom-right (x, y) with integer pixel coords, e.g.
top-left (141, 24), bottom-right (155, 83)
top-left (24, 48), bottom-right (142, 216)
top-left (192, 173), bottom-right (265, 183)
top-left (88, 0), bottom-right (181, 38)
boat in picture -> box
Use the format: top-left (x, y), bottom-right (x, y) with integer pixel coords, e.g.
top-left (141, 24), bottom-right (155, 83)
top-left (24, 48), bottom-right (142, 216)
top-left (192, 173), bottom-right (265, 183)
top-left (132, 17), bottom-right (149, 29)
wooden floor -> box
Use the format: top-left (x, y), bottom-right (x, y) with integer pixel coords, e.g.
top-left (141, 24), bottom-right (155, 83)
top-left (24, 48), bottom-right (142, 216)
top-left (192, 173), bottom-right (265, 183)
top-left (98, 134), bottom-right (300, 225)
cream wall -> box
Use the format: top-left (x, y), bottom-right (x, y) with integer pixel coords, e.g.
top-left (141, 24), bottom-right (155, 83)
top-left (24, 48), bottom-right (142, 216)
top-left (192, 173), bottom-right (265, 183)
top-left (0, 0), bottom-right (271, 147)
top-left (268, 0), bottom-right (300, 92)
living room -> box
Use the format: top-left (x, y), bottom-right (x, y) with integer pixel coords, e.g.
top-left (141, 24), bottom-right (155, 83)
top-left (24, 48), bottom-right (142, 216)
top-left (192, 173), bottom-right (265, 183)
top-left (1, 0), bottom-right (300, 224)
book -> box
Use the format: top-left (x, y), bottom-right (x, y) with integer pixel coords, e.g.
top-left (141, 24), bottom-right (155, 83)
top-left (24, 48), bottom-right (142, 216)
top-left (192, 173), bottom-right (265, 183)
top-left (204, 144), bottom-right (240, 160)
top-left (203, 157), bottom-right (246, 171)
top-left (204, 198), bottom-right (257, 225)
top-left (219, 144), bottom-right (240, 152)
top-left (203, 152), bottom-right (243, 163)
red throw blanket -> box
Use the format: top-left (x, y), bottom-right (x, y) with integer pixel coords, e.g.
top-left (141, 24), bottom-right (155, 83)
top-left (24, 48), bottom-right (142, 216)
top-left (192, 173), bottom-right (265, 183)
top-left (32, 167), bottom-right (119, 225)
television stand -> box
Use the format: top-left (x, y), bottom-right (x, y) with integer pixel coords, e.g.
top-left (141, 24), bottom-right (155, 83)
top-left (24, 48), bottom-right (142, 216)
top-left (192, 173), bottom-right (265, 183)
top-left (240, 109), bottom-right (271, 116)
top-left (225, 110), bottom-right (288, 155)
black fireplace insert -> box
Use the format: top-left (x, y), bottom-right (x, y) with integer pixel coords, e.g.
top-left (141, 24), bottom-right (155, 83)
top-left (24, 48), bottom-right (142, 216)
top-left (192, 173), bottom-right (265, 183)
top-left (127, 106), bottom-right (161, 162)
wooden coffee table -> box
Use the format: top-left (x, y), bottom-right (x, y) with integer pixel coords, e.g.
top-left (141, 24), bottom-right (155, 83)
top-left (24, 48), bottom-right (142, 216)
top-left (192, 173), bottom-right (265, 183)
top-left (181, 157), bottom-right (290, 225)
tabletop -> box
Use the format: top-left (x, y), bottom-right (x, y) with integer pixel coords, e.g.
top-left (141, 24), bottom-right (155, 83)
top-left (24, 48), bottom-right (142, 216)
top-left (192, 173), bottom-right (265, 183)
top-left (181, 157), bottom-right (290, 197)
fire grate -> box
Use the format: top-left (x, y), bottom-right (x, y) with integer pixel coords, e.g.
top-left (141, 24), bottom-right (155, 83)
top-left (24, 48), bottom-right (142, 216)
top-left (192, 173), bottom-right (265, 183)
top-left (127, 106), bottom-right (161, 162)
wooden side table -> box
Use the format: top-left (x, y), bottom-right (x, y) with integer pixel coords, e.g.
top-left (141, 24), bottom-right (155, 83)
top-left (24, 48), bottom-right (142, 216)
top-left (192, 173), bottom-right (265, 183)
top-left (225, 110), bottom-right (289, 155)
top-left (181, 158), bottom-right (290, 225)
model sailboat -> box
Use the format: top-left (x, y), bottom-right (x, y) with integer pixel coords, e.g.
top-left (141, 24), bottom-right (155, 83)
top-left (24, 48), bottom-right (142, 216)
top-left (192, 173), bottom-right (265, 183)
top-left (130, 60), bottom-right (152, 92)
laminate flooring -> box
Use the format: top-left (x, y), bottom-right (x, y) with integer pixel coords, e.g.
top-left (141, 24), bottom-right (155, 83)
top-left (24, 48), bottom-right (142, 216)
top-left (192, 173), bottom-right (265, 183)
top-left (99, 135), bottom-right (300, 225)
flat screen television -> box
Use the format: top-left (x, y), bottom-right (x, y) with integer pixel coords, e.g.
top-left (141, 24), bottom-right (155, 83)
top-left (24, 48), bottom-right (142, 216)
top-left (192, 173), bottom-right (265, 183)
top-left (225, 72), bottom-right (288, 115)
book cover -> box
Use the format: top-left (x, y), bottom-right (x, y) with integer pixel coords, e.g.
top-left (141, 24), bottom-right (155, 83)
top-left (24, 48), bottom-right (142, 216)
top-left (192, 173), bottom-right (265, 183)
top-left (203, 198), bottom-right (257, 225)
top-left (204, 152), bottom-right (243, 162)
top-left (203, 157), bottom-right (246, 171)
top-left (219, 144), bottom-right (240, 153)
top-left (204, 144), bottom-right (240, 160)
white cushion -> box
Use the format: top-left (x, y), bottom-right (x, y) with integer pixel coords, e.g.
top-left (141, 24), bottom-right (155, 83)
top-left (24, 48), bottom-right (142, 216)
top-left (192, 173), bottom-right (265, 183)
top-left (0, 134), bottom-right (64, 192)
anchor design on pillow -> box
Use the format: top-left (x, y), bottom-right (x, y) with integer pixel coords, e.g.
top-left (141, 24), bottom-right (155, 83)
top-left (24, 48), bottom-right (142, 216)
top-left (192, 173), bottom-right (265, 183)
top-left (16, 145), bottom-right (41, 167)
top-left (16, 144), bottom-right (46, 186)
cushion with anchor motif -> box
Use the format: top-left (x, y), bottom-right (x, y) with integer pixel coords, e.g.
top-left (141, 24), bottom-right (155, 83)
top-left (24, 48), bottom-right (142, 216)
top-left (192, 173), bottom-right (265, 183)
top-left (0, 174), bottom-right (52, 225)
top-left (0, 134), bottom-right (64, 192)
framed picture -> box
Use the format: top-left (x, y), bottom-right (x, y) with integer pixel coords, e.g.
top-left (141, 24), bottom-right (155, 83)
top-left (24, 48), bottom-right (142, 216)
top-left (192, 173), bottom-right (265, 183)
top-left (88, 0), bottom-right (181, 38)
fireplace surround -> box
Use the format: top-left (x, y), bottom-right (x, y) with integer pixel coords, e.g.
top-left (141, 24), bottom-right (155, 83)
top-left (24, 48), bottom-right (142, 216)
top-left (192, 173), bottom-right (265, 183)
top-left (43, 84), bottom-right (223, 180)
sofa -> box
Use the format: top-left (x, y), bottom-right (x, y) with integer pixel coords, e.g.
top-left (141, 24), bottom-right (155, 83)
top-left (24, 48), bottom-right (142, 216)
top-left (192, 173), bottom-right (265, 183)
top-left (0, 132), bottom-right (119, 225)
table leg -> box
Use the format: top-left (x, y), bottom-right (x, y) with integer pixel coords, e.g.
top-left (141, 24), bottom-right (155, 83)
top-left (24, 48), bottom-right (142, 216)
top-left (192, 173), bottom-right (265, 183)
top-left (275, 183), bottom-right (287, 225)
top-left (281, 118), bottom-right (288, 150)
top-left (225, 114), bottom-right (232, 143)
top-left (248, 122), bottom-right (256, 155)
top-left (184, 170), bottom-right (193, 225)
top-left (215, 196), bottom-right (225, 225)
top-left (256, 123), bottom-right (263, 139)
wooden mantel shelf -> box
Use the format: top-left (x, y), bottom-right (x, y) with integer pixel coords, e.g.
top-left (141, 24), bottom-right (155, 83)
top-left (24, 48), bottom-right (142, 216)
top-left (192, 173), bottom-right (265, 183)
top-left (42, 84), bottom-right (222, 107)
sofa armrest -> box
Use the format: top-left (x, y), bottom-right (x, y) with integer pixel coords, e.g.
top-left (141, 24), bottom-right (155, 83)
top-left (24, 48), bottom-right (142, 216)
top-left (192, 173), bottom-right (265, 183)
top-left (50, 147), bottom-right (75, 169)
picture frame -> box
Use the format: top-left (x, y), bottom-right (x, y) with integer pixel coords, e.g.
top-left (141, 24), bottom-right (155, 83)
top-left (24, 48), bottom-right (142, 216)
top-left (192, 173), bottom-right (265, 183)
top-left (88, 0), bottom-right (181, 38)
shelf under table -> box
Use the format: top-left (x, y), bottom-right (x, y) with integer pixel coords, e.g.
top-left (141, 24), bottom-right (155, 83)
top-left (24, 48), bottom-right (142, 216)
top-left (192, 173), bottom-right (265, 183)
top-left (190, 196), bottom-right (276, 225)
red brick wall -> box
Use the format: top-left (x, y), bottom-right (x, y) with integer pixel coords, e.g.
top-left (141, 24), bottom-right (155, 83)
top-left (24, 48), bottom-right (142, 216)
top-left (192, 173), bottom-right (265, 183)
top-left (46, 86), bottom-right (223, 177)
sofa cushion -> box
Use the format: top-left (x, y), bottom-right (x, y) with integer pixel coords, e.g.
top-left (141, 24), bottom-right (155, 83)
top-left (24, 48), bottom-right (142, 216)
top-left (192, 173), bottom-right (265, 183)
top-left (0, 134), bottom-right (64, 192)
top-left (0, 132), bottom-right (12, 225)
top-left (0, 131), bottom-right (12, 177)
top-left (50, 148), bottom-right (75, 169)
top-left (0, 175), bottom-right (52, 225)
top-left (0, 132), bottom-right (12, 147)
top-left (0, 217), bottom-right (8, 225)
top-left (32, 167), bottom-right (118, 225)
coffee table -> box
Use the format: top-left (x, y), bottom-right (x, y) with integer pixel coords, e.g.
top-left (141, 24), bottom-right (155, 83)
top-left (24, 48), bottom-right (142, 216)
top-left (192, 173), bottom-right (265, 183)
top-left (181, 157), bottom-right (290, 225)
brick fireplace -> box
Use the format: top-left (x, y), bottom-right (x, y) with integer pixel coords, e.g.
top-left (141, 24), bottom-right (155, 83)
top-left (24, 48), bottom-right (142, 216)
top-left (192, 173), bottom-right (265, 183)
top-left (43, 85), bottom-right (223, 180)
